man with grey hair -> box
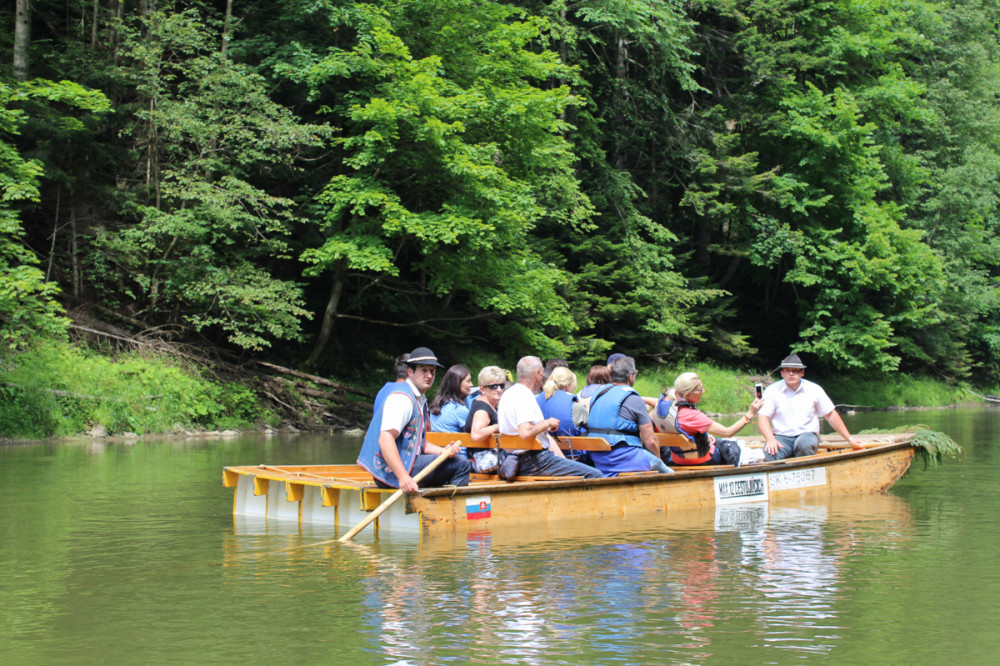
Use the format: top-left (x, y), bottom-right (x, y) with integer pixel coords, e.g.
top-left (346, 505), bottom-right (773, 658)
top-left (586, 355), bottom-right (673, 475)
top-left (497, 355), bottom-right (603, 479)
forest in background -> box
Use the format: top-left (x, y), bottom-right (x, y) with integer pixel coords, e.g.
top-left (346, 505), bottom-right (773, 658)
top-left (5, 0), bottom-right (1000, 399)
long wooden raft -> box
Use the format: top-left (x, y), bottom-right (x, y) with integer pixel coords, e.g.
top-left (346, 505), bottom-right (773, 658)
top-left (223, 432), bottom-right (918, 537)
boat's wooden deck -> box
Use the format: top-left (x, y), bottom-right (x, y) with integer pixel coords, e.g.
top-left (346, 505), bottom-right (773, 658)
top-left (223, 432), bottom-right (914, 490)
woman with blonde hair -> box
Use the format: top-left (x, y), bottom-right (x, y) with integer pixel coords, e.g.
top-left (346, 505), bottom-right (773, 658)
top-left (533, 366), bottom-right (591, 463)
top-left (654, 371), bottom-right (762, 466)
top-left (462, 365), bottom-right (507, 472)
top-left (535, 367), bottom-right (586, 437)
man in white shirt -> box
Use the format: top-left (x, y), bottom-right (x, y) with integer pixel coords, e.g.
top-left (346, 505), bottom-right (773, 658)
top-left (357, 346), bottom-right (470, 493)
top-left (497, 356), bottom-right (602, 479)
top-left (757, 353), bottom-right (862, 460)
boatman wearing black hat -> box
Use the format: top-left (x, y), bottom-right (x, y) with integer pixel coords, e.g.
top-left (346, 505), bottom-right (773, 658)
top-left (357, 347), bottom-right (471, 494)
top-left (756, 353), bottom-right (862, 460)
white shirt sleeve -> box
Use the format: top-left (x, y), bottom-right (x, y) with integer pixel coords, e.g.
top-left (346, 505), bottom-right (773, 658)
top-left (380, 392), bottom-right (413, 433)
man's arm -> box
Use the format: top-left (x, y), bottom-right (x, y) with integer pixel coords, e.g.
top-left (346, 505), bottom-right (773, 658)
top-left (378, 429), bottom-right (420, 495)
top-left (756, 414), bottom-right (781, 456)
top-left (517, 417), bottom-right (560, 440)
top-left (639, 422), bottom-right (659, 456)
top-left (517, 418), bottom-right (562, 455)
top-left (823, 410), bottom-right (862, 449)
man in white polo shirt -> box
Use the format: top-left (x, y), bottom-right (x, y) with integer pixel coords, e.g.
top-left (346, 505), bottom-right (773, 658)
top-left (497, 355), bottom-right (602, 479)
top-left (756, 353), bottom-right (862, 460)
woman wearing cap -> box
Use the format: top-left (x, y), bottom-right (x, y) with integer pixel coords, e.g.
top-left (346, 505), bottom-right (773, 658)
top-left (429, 364), bottom-right (472, 433)
top-left (657, 372), bottom-right (762, 466)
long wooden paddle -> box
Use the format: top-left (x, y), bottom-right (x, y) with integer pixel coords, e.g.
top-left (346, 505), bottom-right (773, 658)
top-left (338, 448), bottom-right (453, 542)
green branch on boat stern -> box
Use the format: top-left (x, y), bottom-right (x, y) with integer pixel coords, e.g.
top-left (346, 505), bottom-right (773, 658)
top-left (860, 425), bottom-right (963, 468)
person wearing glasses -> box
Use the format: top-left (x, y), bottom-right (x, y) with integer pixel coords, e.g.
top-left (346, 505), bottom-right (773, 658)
top-left (464, 366), bottom-right (507, 442)
top-left (655, 371), bottom-right (762, 466)
top-left (757, 353), bottom-right (862, 460)
top-left (462, 366), bottom-right (506, 473)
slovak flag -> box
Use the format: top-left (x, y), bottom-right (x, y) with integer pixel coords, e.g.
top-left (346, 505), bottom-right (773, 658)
top-left (465, 496), bottom-right (491, 520)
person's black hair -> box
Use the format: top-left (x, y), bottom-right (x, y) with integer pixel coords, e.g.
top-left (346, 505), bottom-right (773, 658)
top-left (429, 364), bottom-right (470, 415)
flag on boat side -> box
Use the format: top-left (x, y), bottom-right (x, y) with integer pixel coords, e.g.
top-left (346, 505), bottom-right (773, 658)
top-left (465, 496), bottom-right (491, 520)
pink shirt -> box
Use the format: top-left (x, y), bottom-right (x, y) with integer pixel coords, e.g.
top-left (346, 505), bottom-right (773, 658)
top-left (676, 406), bottom-right (714, 435)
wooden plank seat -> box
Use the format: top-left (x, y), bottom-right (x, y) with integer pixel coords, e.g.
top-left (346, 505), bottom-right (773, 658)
top-left (425, 431), bottom-right (614, 451)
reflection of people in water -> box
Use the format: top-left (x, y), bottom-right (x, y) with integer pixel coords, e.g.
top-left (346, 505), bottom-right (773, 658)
top-left (675, 535), bottom-right (721, 641)
top-left (741, 506), bottom-right (842, 654)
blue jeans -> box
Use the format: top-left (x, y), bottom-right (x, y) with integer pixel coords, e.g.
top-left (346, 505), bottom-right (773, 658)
top-left (764, 432), bottom-right (820, 461)
top-left (375, 453), bottom-right (471, 489)
top-left (642, 449), bottom-right (674, 474)
top-left (514, 450), bottom-right (604, 479)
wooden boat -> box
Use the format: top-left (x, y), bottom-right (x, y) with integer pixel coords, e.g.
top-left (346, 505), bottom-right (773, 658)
top-left (222, 431), bottom-right (921, 538)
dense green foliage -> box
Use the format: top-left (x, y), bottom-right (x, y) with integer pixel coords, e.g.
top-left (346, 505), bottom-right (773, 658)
top-left (0, 340), bottom-right (274, 438)
top-left (4, 0), bottom-right (1000, 389)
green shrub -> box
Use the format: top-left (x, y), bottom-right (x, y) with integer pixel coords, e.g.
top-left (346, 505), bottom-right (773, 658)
top-left (0, 339), bottom-right (275, 438)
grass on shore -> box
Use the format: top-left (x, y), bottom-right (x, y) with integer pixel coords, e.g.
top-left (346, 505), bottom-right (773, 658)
top-left (0, 340), bottom-right (276, 439)
top-left (424, 355), bottom-right (981, 416)
top-left (1, 341), bottom-right (989, 440)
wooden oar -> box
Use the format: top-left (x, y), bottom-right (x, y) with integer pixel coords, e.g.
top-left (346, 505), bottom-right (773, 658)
top-left (338, 448), bottom-right (452, 543)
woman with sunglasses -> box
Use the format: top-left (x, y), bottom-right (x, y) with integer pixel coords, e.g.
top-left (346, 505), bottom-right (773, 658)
top-left (463, 366), bottom-right (507, 472)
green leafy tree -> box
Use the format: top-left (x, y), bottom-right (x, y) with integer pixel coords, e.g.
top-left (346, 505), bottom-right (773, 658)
top-left (674, 0), bottom-right (950, 372)
top-left (0, 78), bottom-right (108, 350)
top-left (294, 1), bottom-right (590, 366)
top-left (905, 0), bottom-right (1000, 381)
top-left (89, 8), bottom-right (326, 350)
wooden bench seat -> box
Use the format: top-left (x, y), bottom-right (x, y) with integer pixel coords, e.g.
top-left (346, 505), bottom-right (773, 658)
top-left (425, 431), bottom-right (614, 451)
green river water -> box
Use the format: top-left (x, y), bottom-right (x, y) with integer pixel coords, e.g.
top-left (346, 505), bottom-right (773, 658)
top-left (2, 408), bottom-right (998, 665)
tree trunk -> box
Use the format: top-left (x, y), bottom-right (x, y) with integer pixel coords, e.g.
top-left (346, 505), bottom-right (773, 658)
top-left (112, 0), bottom-right (124, 64)
top-left (304, 262), bottom-right (347, 369)
top-left (613, 34), bottom-right (628, 170)
top-left (70, 208), bottom-right (81, 299)
top-left (13, 0), bottom-right (31, 80)
top-left (46, 188), bottom-right (61, 282)
top-left (221, 0), bottom-right (234, 56)
top-left (91, 0), bottom-right (100, 50)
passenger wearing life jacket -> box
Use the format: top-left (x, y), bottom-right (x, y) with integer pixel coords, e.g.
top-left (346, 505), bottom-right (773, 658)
top-left (358, 347), bottom-right (471, 494)
top-left (535, 366), bottom-right (589, 462)
top-left (655, 372), bottom-right (762, 467)
top-left (586, 356), bottom-right (673, 476)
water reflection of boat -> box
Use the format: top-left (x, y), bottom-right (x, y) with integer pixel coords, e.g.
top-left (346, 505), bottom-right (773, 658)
top-left (223, 432), bottom-right (919, 538)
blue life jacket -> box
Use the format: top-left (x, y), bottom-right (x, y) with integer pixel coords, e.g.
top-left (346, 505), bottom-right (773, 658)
top-left (535, 389), bottom-right (585, 437)
top-left (587, 384), bottom-right (642, 449)
top-left (357, 388), bottom-right (427, 487)
top-left (654, 397), bottom-right (696, 442)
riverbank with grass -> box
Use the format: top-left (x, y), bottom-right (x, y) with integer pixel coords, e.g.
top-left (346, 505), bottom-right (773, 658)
top-left (0, 340), bottom-right (277, 440)
top-left (1, 341), bottom-right (994, 441)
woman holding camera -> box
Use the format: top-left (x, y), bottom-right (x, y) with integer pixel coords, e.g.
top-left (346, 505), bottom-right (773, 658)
top-left (654, 372), bottom-right (763, 466)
